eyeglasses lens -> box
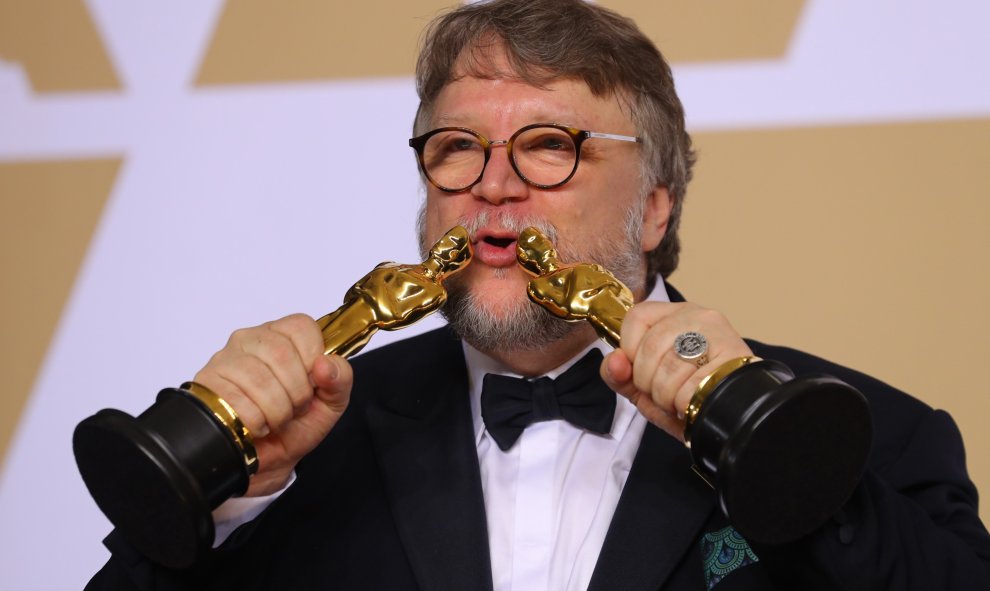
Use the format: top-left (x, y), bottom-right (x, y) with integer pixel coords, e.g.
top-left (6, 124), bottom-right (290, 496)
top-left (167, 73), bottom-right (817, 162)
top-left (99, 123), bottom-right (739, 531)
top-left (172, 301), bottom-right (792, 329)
top-left (421, 126), bottom-right (578, 191)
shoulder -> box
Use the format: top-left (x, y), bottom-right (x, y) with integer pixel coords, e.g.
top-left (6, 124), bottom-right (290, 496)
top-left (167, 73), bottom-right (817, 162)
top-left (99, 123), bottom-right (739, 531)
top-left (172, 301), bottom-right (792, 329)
top-left (745, 339), bottom-right (942, 469)
top-left (745, 339), bottom-right (929, 413)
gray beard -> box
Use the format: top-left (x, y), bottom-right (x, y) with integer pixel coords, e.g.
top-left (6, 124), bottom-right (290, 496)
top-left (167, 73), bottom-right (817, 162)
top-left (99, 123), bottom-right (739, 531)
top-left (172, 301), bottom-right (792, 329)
top-left (418, 205), bottom-right (646, 353)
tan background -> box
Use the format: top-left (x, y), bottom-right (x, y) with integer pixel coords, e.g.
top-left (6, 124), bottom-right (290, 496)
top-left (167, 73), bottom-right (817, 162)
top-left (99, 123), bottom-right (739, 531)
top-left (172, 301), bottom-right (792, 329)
top-left (0, 2), bottom-right (988, 582)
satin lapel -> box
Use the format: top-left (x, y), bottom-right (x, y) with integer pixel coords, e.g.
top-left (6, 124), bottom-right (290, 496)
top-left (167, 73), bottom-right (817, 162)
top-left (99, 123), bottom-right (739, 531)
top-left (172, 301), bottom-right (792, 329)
top-left (588, 425), bottom-right (717, 591)
top-left (365, 330), bottom-right (494, 591)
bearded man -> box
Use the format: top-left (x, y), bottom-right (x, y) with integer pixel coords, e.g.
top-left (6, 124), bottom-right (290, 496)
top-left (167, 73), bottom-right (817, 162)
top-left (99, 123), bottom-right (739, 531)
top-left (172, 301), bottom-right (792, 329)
top-left (86, 1), bottom-right (990, 589)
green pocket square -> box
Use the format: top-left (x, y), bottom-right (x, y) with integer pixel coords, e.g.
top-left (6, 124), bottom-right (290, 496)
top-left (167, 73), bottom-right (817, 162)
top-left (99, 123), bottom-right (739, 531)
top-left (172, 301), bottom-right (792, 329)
top-left (700, 526), bottom-right (760, 589)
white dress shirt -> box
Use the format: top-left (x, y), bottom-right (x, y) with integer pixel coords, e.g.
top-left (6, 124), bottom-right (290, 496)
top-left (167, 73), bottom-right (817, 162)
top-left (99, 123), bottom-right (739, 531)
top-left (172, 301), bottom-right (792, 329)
top-left (464, 282), bottom-right (669, 591)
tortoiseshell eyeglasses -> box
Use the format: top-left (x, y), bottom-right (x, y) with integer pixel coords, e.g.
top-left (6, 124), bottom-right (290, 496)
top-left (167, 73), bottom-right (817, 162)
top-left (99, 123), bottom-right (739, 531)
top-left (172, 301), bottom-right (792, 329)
top-left (409, 123), bottom-right (641, 192)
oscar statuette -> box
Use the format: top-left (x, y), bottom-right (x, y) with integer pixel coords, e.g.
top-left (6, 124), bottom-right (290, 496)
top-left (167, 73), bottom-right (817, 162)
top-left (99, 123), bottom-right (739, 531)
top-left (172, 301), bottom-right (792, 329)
top-left (73, 226), bottom-right (473, 569)
top-left (516, 227), bottom-right (872, 545)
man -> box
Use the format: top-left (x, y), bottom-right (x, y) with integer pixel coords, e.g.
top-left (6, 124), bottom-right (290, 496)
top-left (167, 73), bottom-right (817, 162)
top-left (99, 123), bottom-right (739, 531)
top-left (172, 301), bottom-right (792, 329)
top-left (87, 0), bottom-right (990, 589)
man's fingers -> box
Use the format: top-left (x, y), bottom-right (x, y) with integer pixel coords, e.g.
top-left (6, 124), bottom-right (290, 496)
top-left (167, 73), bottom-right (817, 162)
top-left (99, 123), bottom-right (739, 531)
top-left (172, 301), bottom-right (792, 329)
top-left (311, 355), bottom-right (353, 413)
top-left (603, 349), bottom-right (687, 442)
top-left (619, 302), bottom-right (678, 362)
top-left (198, 373), bottom-right (272, 439)
top-left (242, 314), bottom-right (324, 415)
top-left (216, 355), bottom-right (296, 434)
top-left (601, 349), bottom-right (635, 397)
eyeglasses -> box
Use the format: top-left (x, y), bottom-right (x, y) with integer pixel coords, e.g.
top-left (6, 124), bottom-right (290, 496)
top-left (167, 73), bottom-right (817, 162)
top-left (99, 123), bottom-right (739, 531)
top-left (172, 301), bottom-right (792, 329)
top-left (409, 123), bottom-right (641, 192)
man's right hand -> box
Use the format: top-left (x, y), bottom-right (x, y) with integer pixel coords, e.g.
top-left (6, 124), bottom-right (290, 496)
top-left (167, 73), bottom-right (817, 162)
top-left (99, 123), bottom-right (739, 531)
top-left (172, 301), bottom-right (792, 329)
top-left (192, 313), bottom-right (353, 497)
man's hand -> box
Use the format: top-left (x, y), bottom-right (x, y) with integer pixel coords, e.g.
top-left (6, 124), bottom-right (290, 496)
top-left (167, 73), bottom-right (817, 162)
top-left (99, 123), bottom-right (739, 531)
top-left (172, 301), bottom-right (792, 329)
top-left (193, 313), bottom-right (353, 496)
top-left (600, 302), bottom-right (752, 442)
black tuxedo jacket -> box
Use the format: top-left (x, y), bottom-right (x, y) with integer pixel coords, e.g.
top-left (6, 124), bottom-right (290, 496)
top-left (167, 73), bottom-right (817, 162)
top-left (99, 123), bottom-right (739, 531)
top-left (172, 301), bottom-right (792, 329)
top-left (89, 325), bottom-right (990, 590)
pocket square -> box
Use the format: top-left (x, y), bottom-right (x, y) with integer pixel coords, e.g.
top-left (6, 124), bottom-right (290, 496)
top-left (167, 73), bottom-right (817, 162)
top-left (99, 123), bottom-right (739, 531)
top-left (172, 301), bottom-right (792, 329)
top-left (700, 526), bottom-right (760, 589)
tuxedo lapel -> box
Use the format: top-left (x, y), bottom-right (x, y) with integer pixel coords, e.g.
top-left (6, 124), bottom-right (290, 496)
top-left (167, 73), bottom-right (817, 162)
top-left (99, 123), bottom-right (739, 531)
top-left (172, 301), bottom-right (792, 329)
top-left (364, 329), bottom-right (494, 591)
top-left (588, 425), bottom-right (717, 591)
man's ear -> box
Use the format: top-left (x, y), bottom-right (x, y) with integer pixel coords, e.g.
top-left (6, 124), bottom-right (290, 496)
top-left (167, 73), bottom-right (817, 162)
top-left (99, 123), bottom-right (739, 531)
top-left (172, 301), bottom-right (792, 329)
top-left (641, 185), bottom-right (672, 252)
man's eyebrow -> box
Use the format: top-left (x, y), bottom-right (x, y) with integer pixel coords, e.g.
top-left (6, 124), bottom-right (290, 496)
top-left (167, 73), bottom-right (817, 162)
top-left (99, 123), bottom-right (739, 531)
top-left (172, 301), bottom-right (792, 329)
top-left (433, 113), bottom-right (585, 129)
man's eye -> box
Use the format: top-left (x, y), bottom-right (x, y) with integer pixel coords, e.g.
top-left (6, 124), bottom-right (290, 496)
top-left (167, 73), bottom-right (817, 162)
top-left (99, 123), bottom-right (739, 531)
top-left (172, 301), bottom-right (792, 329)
top-left (425, 133), bottom-right (482, 165)
top-left (522, 133), bottom-right (573, 153)
top-left (437, 136), bottom-right (481, 154)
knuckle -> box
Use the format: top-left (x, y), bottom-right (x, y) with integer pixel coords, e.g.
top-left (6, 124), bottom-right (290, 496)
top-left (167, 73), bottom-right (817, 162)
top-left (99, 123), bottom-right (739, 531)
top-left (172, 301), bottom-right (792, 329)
top-left (659, 351), bottom-right (682, 376)
top-left (198, 349), bottom-right (229, 374)
top-left (265, 333), bottom-right (297, 366)
top-left (623, 302), bottom-right (647, 324)
top-left (625, 303), bottom-right (653, 327)
top-left (241, 356), bottom-right (274, 391)
top-left (269, 402), bottom-right (294, 430)
top-left (277, 313), bottom-right (316, 336)
top-left (228, 326), bottom-right (257, 346)
top-left (277, 313), bottom-right (323, 358)
top-left (696, 307), bottom-right (725, 326)
top-left (288, 382), bottom-right (315, 410)
top-left (639, 331), bottom-right (666, 362)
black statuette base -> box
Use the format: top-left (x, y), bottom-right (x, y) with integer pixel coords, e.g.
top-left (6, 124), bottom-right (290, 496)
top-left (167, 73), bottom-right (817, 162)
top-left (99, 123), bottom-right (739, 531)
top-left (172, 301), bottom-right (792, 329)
top-left (73, 388), bottom-right (251, 569)
top-left (689, 360), bottom-right (872, 545)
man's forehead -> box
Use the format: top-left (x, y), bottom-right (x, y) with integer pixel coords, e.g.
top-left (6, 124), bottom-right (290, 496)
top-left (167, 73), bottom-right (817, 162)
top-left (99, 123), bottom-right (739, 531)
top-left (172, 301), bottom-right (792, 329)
top-left (430, 78), bottom-right (630, 133)
top-left (432, 98), bottom-right (585, 129)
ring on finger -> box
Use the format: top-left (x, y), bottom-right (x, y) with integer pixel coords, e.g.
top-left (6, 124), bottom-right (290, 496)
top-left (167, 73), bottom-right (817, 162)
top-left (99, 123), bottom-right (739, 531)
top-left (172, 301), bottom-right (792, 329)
top-left (674, 331), bottom-right (709, 367)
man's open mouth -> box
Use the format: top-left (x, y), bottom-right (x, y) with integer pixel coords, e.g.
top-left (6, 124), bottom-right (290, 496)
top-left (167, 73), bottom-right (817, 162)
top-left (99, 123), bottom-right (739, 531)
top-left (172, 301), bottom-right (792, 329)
top-left (473, 231), bottom-right (521, 267)
top-left (483, 236), bottom-right (516, 249)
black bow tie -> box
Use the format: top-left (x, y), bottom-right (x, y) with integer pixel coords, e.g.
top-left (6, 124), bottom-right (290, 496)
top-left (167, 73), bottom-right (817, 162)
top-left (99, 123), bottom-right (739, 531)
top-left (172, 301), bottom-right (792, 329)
top-left (480, 349), bottom-right (616, 451)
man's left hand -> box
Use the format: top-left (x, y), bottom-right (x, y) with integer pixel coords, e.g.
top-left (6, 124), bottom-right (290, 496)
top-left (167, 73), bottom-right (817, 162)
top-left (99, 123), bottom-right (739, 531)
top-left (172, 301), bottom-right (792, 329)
top-left (600, 301), bottom-right (753, 442)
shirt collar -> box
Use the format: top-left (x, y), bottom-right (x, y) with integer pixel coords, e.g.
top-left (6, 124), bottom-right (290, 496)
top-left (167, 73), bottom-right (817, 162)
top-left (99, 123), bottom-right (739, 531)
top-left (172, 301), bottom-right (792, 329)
top-left (463, 281), bottom-right (671, 446)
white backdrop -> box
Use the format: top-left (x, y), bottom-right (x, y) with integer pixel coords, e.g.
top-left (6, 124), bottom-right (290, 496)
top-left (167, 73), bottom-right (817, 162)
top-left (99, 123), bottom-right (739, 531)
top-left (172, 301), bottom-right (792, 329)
top-left (1, 1), bottom-right (989, 589)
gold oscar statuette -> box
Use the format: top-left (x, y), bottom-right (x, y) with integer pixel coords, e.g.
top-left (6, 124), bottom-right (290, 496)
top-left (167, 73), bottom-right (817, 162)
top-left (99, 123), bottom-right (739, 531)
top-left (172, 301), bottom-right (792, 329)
top-left (317, 225), bottom-right (472, 357)
top-left (73, 226), bottom-right (473, 569)
top-left (515, 226), bottom-right (872, 547)
top-left (516, 226), bottom-right (633, 347)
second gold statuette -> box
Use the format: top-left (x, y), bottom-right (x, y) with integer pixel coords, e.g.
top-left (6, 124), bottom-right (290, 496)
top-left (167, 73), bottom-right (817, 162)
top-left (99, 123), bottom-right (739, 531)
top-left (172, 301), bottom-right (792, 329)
top-left (514, 226), bottom-right (872, 547)
top-left (516, 226), bottom-right (632, 347)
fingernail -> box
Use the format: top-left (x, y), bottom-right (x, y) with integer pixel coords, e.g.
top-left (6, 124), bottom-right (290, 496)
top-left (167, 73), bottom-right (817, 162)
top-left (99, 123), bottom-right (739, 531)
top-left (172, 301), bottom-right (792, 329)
top-left (326, 356), bottom-right (340, 380)
top-left (255, 425), bottom-right (270, 438)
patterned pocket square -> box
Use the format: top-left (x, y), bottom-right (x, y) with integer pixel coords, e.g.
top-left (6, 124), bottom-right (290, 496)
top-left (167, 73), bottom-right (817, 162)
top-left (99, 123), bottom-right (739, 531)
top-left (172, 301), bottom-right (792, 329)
top-left (700, 526), bottom-right (760, 589)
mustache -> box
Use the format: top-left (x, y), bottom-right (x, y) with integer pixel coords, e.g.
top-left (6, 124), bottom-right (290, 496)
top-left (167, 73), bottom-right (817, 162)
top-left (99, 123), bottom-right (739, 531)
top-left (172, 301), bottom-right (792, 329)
top-left (419, 206), bottom-right (567, 262)
top-left (457, 209), bottom-right (560, 246)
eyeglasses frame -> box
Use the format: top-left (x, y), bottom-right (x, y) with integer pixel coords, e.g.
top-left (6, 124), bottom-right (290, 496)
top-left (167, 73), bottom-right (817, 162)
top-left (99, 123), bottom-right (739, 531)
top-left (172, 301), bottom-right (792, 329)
top-left (408, 123), bottom-right (641, 192)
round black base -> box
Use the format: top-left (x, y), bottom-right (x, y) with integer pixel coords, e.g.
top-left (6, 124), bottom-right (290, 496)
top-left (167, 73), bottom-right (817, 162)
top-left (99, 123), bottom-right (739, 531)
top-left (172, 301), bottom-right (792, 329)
top-left (689, 360), bottom-right (872, 545)
top-left (73, 388), bottom-right (250, 569)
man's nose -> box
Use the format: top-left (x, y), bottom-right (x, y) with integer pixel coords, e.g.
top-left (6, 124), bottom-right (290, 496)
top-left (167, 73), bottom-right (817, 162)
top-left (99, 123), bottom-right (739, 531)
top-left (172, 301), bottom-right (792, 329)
top-left (470, 143), bottom-right (529, 205)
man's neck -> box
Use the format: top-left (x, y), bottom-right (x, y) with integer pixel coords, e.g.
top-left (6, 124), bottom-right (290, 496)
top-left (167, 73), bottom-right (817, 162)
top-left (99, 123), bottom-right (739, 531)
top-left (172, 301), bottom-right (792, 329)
top-left (473, 323), bottom-right (601, 377)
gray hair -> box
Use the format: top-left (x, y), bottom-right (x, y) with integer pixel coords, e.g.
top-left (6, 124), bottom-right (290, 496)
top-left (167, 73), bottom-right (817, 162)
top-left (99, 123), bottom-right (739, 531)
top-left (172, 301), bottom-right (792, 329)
top-left (413, 0), bottom-right (695, 286)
